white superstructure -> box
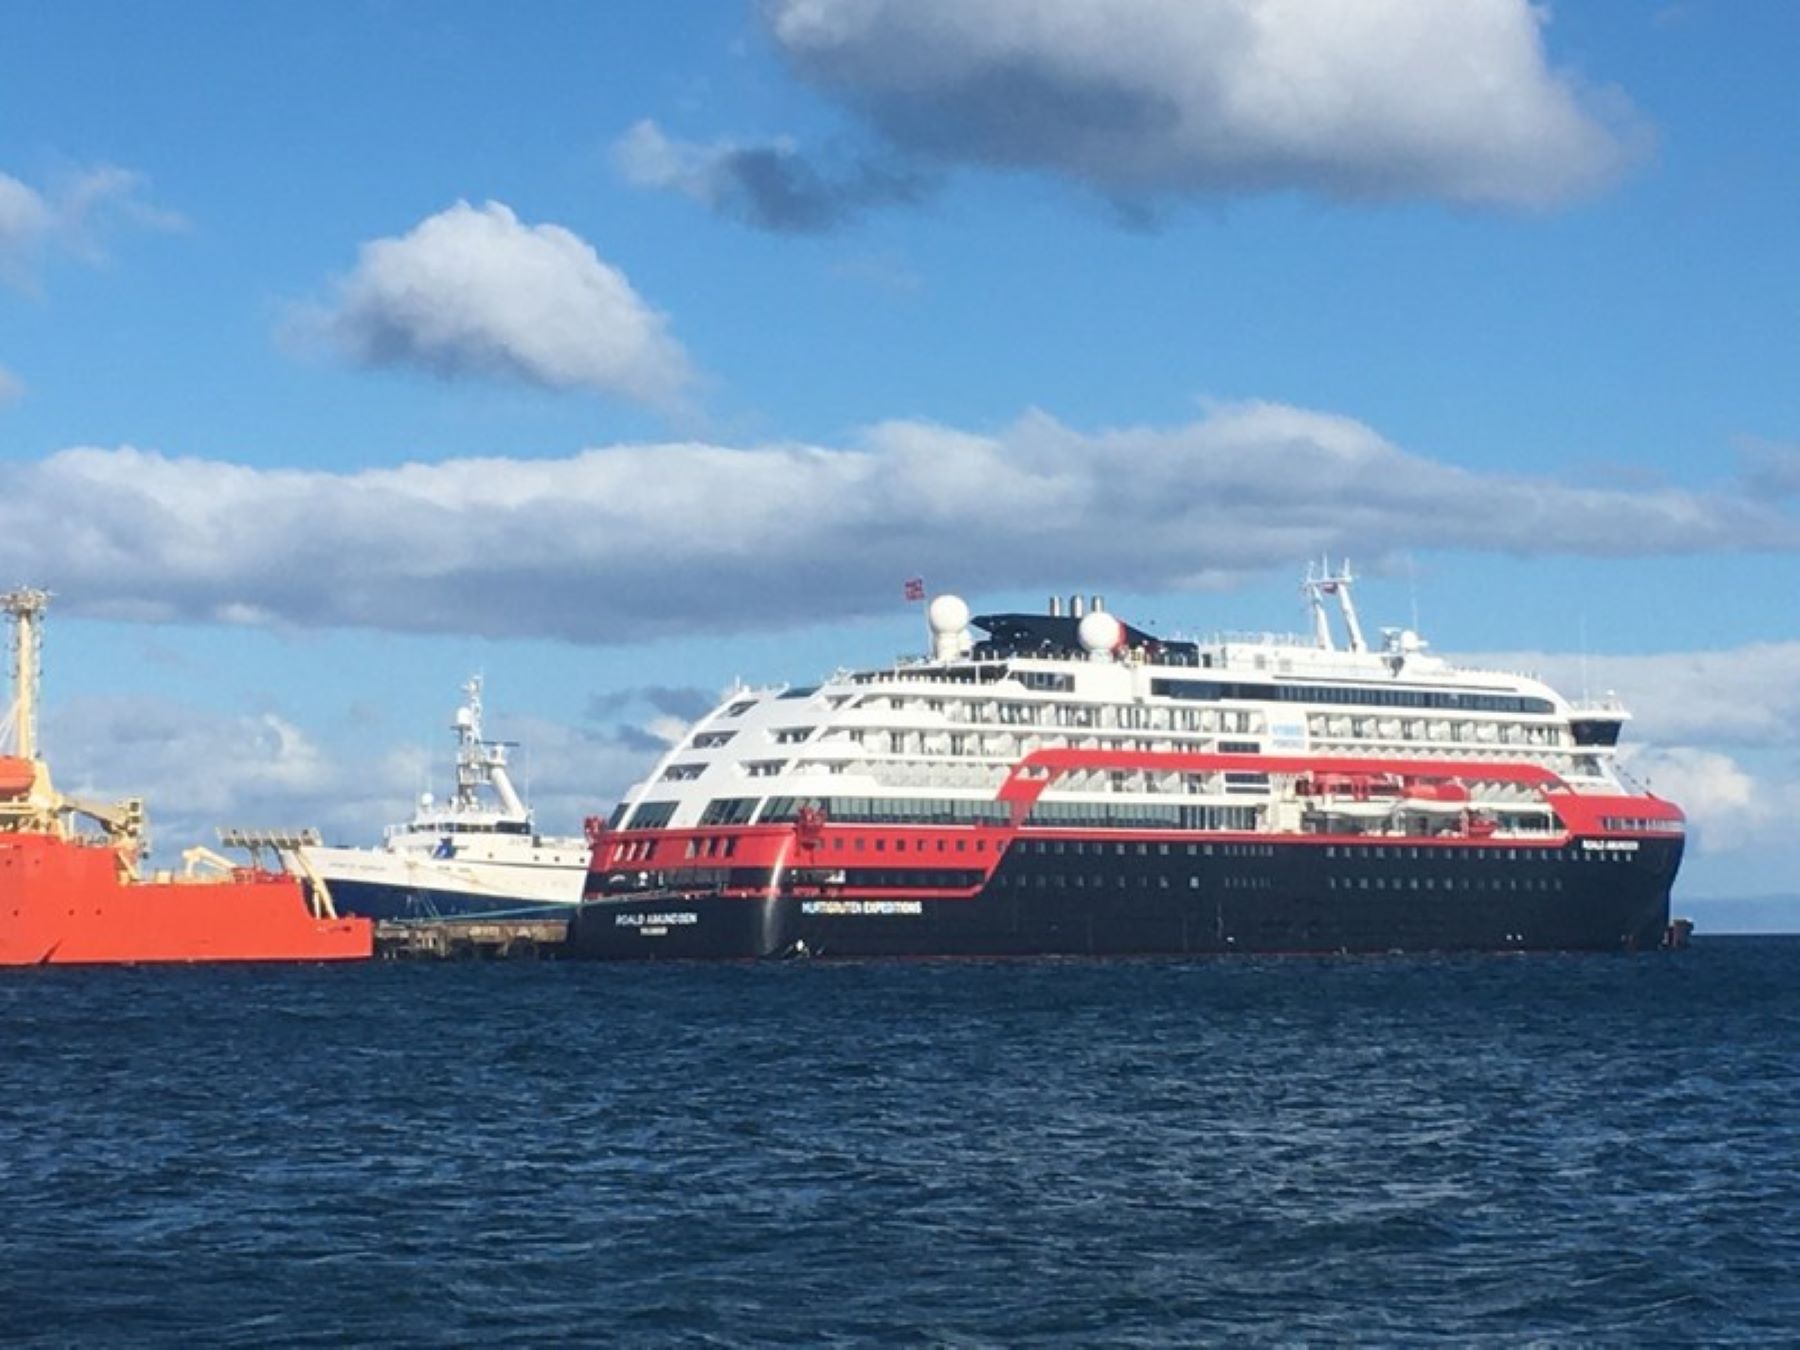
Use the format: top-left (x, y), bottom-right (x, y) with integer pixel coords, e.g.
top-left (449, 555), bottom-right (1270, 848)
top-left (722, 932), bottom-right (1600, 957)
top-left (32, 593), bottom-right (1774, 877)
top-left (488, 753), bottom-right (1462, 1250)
top-left (604, 564), bottom-right (1646, 843)
top-left (302, 677), bottom-right (588, 918)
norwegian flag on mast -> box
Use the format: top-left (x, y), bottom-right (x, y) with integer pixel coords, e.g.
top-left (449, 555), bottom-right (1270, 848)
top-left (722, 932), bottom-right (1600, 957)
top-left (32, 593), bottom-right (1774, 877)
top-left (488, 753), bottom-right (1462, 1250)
top-left (903, 577), bottom-right (926, 602)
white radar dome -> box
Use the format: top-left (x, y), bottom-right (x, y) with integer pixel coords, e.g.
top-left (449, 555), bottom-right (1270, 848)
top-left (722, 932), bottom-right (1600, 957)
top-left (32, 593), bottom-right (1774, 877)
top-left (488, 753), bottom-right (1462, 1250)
top-left (1078, 610), bottom-right (1124, 654)
top-left (927, 594), bottom-right (971, 635)
top-left (454, 707), bottom-right (474, 729)
top-left (419, 792), bottom-right (435, 809)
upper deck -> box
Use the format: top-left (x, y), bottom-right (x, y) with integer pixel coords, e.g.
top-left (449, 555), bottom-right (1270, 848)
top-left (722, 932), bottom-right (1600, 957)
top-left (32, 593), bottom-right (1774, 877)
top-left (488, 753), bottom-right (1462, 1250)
top-left (607, 568), bottom-right (1644, 837)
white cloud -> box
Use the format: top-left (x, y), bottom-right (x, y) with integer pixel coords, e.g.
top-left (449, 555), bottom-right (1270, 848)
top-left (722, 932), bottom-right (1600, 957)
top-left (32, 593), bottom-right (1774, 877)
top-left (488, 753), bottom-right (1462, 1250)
top-left (40, 695), bottom-right (669, 857)
top-left (1614, 738), bottom-right (1800, 880)
top-left (0, 364), bottom-right (23, 406)
top-left (1462, 641), bottom-right (1800, 860)
top-left (761, 0), bottom-right (1642, 212)
top-left (1, 402), bottom-right (1794, 645)
top-left (304, 200), bottom-right (693, 407)
top-left (0, 174), bottom-right (55, 262)
top-left (1616, 744), bottom-right (1770, 854)
top-left (1478, 643), bottom-right (1800, 752)
top-left (0, 164), bottom-right (181, 289)
top-left (44, 698), bottom-right (341, 852)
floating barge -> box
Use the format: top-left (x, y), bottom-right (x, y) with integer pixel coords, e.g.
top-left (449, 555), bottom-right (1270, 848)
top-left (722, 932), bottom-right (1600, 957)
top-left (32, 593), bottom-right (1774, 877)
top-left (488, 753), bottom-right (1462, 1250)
top-left (373, 917), bottom-right (569, 960)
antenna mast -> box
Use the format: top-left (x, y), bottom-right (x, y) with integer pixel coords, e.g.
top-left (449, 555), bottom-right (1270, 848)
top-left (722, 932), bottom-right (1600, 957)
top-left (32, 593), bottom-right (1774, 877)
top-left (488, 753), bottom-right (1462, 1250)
top-left (1303, 559), bottom-right (1335, 650)
top-left (1300, 559), bottom-right (1365, 652)
top-left (1406, 553), bottom-right (1420, 636)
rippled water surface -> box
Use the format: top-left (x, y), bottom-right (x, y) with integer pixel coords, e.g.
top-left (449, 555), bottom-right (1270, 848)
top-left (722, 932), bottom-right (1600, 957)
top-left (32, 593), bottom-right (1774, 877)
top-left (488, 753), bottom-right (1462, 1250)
top-left (3, 939), bottom-right (1798, 1345)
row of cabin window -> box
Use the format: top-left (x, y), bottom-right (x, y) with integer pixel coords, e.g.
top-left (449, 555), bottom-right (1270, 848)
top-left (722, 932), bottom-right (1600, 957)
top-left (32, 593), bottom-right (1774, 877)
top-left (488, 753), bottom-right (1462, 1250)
top-left (760, 796), bottom-right (1013, 826)
top-left (848, 665), bottom-right (1010, 687)
top-left (714, 680), bottom-right (1557, 739)
top-left (818, 697), bottom-right (1265, 735)
top-left (798, 869), bottom-right (983, 889)
top-left (842, 729), bottom-right (1261, 756)
top-left (849, 667), bottom-right (1076, 694)
top-left (607, 834), bottom-right (747, 864)
top-left (994, 872), bottom-right (1274, 891)
top-left (854, 678), bottom-right (1559, 726)
top-left (823, 835), bottom-right (988, 855)
top-left (1328, 875), bottom-right (1565, 893)
top-left (1308, 717), bottom-right (1563, 747)
top-left (1152, 678), bottom-right (1556, 715)
top-left (674, 725), bottom-right (1569, 788)
top-left (993, 872), bottom-right (1567, 895)
top-left (1018, 839), bottom-right (1274, 857)
top-left (614, 834), bottom-right (754, 861)
top-left (1023, 802), bottom-right (1261, 830)
top-left (1014, 840), bottom-right (1629, 865)
top-left (1326, 844), bottom-right (1633, 864)
top-left (1601, 817), bottom-right (1685, 834)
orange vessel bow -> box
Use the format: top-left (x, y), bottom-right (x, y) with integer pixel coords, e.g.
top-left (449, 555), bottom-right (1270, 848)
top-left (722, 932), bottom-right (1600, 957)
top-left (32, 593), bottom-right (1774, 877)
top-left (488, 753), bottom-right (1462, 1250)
top-left (0, 590), bottom-right (371, 967)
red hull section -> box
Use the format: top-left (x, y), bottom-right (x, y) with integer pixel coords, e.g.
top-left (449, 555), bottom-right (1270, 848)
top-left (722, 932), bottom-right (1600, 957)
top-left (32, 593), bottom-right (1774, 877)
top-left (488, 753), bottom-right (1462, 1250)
top-left (585, 749), bottom-right (1687, 905)
top-left (0, 833), bottom-right (372, 966)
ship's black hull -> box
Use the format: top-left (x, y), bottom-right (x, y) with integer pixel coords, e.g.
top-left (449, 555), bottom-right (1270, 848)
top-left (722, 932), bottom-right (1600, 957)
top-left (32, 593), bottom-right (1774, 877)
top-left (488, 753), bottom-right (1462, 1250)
top-left (325, 880), bottom-right (579, 924)
top-left (567, 835), bottom-right (1683, 960)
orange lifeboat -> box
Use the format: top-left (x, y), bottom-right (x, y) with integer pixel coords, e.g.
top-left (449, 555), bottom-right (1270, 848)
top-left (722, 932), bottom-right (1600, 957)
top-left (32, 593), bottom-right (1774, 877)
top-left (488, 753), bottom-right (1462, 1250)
top-left (1300, 770), bottom-right (1402, 802)
top-left (1402, 777), bottom-right (1471, 805)
top-left (0, 756), bottom-right (34, 797)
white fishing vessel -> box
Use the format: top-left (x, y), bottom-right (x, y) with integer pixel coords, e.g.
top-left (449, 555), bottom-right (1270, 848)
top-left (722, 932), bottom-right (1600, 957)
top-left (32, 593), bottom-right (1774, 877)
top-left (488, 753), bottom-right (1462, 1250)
top-left (302, 678), bottom-right (588, 920)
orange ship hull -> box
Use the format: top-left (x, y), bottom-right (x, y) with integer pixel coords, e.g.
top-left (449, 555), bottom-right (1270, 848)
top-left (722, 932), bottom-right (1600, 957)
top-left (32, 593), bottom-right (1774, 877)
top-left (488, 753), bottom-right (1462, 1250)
top-left (0, 833), bottom-right (372, 966)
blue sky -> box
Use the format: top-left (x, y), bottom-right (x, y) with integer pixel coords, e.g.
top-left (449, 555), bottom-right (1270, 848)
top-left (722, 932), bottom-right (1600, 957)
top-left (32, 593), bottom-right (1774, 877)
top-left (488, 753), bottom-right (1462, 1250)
top-left (2, 1), bottom-right (1798, 925)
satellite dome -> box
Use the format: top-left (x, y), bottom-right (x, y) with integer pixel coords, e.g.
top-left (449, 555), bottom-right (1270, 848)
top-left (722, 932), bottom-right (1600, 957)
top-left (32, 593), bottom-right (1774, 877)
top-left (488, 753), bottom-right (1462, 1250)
top-left (927, 594), bottom-right (971, 635)
top-left (454, 707), bottom-right (475, 729)
top-left (1078, 610), bottom-right (1124, 654)
top-left (419, 792), bottom-right (435, 809)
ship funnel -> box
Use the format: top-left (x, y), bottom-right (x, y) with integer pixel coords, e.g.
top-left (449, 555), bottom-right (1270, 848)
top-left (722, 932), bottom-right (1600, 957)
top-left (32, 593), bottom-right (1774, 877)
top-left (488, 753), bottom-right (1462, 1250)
top-left (1091, 595), bottom-right (1104, 613)
top-left (1069, 594), bottom-right (1085, 619)
top-left (1048, 596), bottom-right (1062, 617)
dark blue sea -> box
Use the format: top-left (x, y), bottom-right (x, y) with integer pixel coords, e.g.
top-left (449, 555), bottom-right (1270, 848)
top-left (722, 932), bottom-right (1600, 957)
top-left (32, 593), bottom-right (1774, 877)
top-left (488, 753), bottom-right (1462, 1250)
top-left (3, 939), bottom-right (1797, 1345)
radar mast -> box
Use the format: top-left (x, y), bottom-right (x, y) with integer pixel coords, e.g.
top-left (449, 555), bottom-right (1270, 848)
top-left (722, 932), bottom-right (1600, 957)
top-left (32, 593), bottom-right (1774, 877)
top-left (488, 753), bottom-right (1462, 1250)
top-left (1301, 559), bottom-right (1366, 653)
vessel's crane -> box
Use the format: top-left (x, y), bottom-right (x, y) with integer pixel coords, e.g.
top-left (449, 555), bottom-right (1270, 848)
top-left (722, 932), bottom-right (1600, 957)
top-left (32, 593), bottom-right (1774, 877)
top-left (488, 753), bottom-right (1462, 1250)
top-left (2, 588), bottom-right (148, 880)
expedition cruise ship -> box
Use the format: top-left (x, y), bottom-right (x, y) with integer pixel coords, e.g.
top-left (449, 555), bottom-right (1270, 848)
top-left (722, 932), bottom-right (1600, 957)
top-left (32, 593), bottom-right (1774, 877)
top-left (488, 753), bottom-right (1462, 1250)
top-left (568, 567), bottom-right (1685, 959)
